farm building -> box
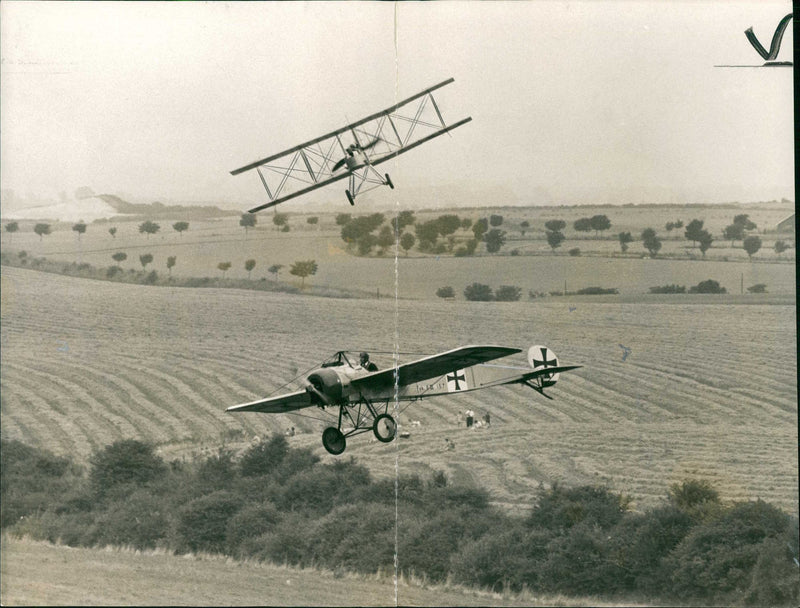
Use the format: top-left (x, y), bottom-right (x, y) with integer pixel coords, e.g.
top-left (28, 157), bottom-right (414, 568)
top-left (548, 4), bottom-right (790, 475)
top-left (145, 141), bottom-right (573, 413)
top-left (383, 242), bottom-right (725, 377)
top-left (776, 213), bottom-right (795, 233)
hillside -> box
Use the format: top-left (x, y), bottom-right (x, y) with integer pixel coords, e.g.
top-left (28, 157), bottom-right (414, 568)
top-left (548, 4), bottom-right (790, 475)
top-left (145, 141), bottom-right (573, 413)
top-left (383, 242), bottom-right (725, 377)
top-left (1, 266), bottom-right (796, 514)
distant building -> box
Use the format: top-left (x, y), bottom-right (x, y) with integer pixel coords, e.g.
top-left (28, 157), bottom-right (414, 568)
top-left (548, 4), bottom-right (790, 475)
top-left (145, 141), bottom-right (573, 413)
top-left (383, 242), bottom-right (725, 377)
top-left (776, 214), bottom-right (795, 233)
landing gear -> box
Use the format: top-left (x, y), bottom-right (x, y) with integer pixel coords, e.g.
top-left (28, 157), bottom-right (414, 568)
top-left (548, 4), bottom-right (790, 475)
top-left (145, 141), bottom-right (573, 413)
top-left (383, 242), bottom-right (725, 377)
top-left (373, 413), bottom-right (397, 443)
top-left (384, 173), bottom-right (394, 189)
top-left (322, 427), bottom-right (346, 455)
top-left (345, 189), bottom-right (355, 206)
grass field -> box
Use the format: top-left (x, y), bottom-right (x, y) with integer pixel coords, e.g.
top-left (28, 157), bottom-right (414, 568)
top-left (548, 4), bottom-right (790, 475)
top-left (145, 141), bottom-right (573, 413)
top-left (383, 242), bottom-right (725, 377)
top-left (1, 264), bottom-right (796, 515)
top-left (6, 535), bottom-right (633, 607)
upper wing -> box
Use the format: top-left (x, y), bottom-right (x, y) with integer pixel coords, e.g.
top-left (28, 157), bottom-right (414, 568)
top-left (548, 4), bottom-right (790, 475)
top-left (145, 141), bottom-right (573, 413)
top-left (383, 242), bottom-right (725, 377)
top-left (352, 345), bottom-right (521, 390)
top-left (227, 389), bottom-right (311, 414)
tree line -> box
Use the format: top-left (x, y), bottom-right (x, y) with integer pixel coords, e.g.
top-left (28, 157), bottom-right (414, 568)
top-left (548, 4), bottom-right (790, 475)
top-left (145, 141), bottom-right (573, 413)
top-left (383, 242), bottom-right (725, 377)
top-left (2, 437), bottom-right (797, 606)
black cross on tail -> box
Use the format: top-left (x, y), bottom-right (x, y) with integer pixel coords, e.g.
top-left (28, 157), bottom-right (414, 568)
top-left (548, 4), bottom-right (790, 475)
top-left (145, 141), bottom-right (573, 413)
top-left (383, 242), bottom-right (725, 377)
top-left (532, 347), bottom-right (556, 368)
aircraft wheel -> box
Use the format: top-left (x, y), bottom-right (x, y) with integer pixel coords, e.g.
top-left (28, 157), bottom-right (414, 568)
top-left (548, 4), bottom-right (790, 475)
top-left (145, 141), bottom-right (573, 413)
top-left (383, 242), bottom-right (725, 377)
top-left (373, 413), bottom-right (397, 443)
top-left (384, 173), bottom-right (394, 189)
top-left (345, 190), bottom-right (355, 205)
top-left (322, 427), bottom-right (346, 455)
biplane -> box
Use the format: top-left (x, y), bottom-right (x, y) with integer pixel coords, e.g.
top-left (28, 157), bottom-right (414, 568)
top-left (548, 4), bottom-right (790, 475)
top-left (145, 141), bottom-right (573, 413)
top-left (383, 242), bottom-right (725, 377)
top-left (228, 345), bottom-right (581, 455)
top-left (230, 78), bottom-right (472, 211)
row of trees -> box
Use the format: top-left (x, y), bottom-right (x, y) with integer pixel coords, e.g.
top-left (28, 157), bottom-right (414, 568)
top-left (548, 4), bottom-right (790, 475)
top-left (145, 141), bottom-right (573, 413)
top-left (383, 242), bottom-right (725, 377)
top-left (105, 252), bottom-right (315, 285)
top-left (3, 437), bottom-right (797, 605)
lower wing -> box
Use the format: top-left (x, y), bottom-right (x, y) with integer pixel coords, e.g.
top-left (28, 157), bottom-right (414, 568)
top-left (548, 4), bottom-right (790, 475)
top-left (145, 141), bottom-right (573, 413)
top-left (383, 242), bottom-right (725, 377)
top-left (227, 389), bottom-right (311, 414)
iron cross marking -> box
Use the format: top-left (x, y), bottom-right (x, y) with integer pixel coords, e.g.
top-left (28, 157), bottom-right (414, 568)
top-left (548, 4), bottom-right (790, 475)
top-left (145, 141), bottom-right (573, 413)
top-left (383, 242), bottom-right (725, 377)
top-left (533, 348), bottom-right (556, 368)
top-left (447, 370), bottom-right (466, 390)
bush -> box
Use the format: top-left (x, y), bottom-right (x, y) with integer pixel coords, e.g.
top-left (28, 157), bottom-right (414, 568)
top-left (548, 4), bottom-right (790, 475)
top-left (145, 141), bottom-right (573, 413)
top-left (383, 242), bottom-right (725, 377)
top-left (464, 283), bottom-right (493, 301)
top-left (529, 484), bottom-right (629, 532)
top-left (176, 491), bottom-right (242, 553)
top-left (239, 435), bottom-right (288, 477)
top-left (436, 286), bottom-right (455, 299)
top-left (94, 488), bottom-right (169, 550)
top-left (649, 284), bottom-right (686, 294)
top-left (747, 283), bottom-right (767, 293)
top-left (568, 247), bottom-right (581, 256)
top-left (688, 279), bottom-right (726, 294)
top-left (494, 285), bottom-right (522, 301)
top-left (89, 440), bottom-right (167, 498)
top-left (226, 502), bottom-right (281, 555)
top-left (665, 500), bottom-right (793, 603)
top-left (575, 287), bottom-right (618, 295)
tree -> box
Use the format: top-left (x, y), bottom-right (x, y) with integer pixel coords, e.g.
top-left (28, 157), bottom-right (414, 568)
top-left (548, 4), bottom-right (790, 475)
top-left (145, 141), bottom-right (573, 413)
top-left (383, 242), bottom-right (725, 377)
top-left (335, 213), bottom-right (352, 226)
top-left (698, 230), bottom-right (713, 258)
top-left (72, 221), bottom-right (87, 241)
top-left (519, 220), bottom-right (530, 236)
top-left (172, 221), bottom-right (189, 235)
top-left (111, 252), bottom-right (127, 263)
top-left (464, 283), bottom-right (493, 301)
top-left (239, 434), bottom-right (289, 477)
top-left (244, 259), bottom-right (256, 279)
top-left (495, 285), bottom-right (522, 301)
top-left (415, 220), bottom-right (441, 252)
top-left (436, 286), bottom-right (455, 299)
top-left (742, 235), bottom-right (762, 260)
top-left (391, 210), bottom-right (416, 233)
top-left (489, 214), bottom-right (503, 227)
top-left (356, 233), bottom-right (377, 256)
top-left (618, 231), bottom-right (633, 253)
top-left (139, 253), bottom-right (154, 268)
top-left (573, 217), bottom-right (592, 233)
top-left (733, 213), bottom-right (757, 231)
top-left (545, 219), bottom-right (566, 233)
top-left (239, 213), bottom-right (257, 235)
top-left (641, 228), bottom-right (662, 258)
top-left (34, 223), bottom-right (51, 241)
top-left (460, 217), bottom-right (473, 231)
top-left (376, 225), bottom-right (394, 255)
top-left (272, 212), bottom-right (289, 230)
top-left (399, 232), bottom-right (415, 256)
top-left (722, 223), bottom-right (744, 246)
top-left (108, 227), bottom-right (117, 239)
top-left (483, 228), bottom-right (506, 254)
top-left (166, 256), bottom-right (176, 276)
top-left (435, 214), bottom-right (462, 238)
top-left (138, 220), bottom-right (160, 238)
top-left (306, 216), bottom-right (319, 227)
top-left (773, 240), bottom-right (788, 256)
top-left (546, 230), bottom-right (565, 252)
top-left (665, 220), bottom-right (683, 232)
top-left (689, 279), bottom-right (726, 294)
top-left (472, 218), bottom-right (488, 241)
top-left (589, 214), bottom-right (612, 237)
top-left (268, 264), bottom-right (283, 279)
top-left (217, 261), bottom-right (232, 277)
top-left (684, 219), bottom-right (704, 248)
top-left (289, 259), bottom-right (318, 288)
top-left (5, 221), bottom-right (19, 243)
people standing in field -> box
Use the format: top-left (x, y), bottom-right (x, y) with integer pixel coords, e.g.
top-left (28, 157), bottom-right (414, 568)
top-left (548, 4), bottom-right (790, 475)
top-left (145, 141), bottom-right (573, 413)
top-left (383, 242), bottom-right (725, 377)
top-left (466, 409), bottom-right (474, 428)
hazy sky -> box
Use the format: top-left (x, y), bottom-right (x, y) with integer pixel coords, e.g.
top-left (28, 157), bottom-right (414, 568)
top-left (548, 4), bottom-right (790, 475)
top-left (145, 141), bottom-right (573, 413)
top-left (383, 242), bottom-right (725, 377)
top-left (1, 1), bottom-right (794, 208)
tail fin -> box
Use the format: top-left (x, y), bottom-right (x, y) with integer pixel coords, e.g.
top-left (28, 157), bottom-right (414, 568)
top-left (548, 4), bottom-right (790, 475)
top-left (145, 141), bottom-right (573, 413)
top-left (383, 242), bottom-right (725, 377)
top-left (527, 345), bottom-right (560, 387)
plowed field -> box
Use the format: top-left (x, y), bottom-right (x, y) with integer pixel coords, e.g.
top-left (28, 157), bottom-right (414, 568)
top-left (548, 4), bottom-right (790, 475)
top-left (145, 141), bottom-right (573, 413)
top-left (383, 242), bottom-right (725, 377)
top-left (1, 266), bottom-right (796, 513)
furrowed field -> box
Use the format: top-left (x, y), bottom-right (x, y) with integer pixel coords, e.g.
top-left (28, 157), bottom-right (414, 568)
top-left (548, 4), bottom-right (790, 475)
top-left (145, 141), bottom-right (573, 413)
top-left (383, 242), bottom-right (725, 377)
top-left (1, 262), bottom-right (796, 515)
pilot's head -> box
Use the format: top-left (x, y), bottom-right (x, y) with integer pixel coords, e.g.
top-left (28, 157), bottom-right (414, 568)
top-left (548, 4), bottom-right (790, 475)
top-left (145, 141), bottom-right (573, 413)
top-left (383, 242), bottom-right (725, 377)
top-left (359, 352), bottom-right (369, 365)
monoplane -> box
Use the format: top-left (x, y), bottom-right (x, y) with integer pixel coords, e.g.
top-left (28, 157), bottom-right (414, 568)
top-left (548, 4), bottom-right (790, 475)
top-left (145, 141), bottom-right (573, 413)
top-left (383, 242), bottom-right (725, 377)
top-left (228, 345), bottom-right (581, 455)
top-left (230, 78), bottom-right (472, 211)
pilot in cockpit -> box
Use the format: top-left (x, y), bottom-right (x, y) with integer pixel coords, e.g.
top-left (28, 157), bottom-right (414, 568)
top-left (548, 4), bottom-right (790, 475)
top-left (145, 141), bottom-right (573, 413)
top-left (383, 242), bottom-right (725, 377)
top-left (359, 352), bottom-right (378, 372)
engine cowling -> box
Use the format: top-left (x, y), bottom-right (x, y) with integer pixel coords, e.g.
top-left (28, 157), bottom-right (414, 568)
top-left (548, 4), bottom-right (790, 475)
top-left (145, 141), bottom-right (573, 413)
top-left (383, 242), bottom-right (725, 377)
top-left (306, 368), bottom-right (350, 405)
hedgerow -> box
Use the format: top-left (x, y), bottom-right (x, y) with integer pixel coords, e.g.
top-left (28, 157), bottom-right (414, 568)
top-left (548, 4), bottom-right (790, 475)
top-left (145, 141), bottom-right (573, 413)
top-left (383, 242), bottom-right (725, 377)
top-left (2, 437), bottom-right (797, 606)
